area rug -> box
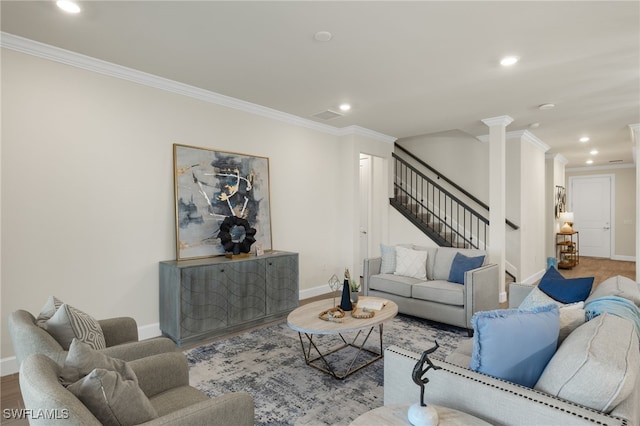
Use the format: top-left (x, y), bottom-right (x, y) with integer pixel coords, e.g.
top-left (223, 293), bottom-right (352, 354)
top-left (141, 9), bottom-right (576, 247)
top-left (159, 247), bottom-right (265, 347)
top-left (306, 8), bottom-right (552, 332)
top-left (185, 314), bottom-right (470, 426)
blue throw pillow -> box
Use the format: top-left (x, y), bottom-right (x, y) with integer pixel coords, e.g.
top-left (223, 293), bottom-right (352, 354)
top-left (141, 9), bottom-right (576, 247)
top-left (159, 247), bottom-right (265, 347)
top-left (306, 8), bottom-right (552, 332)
top-left (448, 252), bottom-right (485, 284)
top-left (470, 304), bottom-right (560, 388)
top-left (538, 267), bottom-right (594, 304)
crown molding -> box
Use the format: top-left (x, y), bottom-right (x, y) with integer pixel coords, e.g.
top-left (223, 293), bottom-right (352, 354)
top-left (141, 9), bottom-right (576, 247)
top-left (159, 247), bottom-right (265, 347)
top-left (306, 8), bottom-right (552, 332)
top-left (481, 115), bottom-right (514, 127)
top-left (566, 163), bottom-right (635, 172)
top-left (505, 130), bottom-right (550, 152)
top-left (0, 32), bottom-right (395, 144)
top-left (545, 153), bottom-right (569, 165)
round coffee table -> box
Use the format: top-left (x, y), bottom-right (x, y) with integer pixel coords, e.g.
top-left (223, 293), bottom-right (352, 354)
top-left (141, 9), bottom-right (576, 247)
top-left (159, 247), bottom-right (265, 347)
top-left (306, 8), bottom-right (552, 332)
top-left (287, 297), bottom-right (398, 379)
top-left (350, 403), bottom-right (492, 426)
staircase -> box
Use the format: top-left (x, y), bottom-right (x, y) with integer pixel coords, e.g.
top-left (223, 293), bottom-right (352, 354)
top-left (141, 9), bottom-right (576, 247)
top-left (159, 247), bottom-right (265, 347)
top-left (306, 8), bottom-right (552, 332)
top-left (391, 146), bottom-right (519, 282)
top-left (391, 152), bottom-right (489, 250)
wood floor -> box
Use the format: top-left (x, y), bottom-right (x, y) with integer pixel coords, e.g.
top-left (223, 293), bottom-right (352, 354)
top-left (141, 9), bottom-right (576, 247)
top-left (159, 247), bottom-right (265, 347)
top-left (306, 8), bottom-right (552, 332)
top-left (1, 256), bottom-right (635, 424)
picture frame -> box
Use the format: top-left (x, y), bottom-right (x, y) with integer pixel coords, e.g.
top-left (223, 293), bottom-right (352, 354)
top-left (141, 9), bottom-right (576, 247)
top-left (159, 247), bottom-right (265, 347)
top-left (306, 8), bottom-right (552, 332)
top-left (173, 143), bottom-right (272, 260)
top-left (555, 185), bottom-right (566, 219)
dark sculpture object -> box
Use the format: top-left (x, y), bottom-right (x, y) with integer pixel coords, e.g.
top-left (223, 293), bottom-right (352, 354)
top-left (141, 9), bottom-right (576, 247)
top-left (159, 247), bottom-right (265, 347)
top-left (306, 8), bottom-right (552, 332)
top-left (218, 215), bottom-right (257, 254)
top-left (412, 341), bottom-right (442, 407)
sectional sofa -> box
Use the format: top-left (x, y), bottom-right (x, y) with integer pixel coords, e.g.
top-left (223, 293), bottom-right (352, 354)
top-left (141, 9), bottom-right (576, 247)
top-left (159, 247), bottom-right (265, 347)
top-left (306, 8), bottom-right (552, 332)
top-left (384, 275), bottom-right (640, 425)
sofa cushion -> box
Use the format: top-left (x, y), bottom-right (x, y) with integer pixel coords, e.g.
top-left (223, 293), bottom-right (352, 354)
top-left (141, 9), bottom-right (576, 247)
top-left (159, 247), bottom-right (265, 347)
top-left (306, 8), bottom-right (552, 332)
top-left (42, 304), bottom-right (106, 351)
top-left (432, 247), bottom-right (486, 281)
top-left (470, 304), bottom-right (559, 388)
top-left (535, 313), bottom-right (639, 413)
top-left (586, 275), bottom-right (640, 306)
top-left (369, 274), bottom-right (417, 298)
top-left (68, 367), bottom-right (158, 425)
top-left (412, 280), bottom-right (464, 306)
top-left (558, 304), bottom-right (586, 344)
top-left (412, 245), bottom-right (439, 280)
top-left (448, 252), bottom-right (485, 284)
top-left (380, 244), bottom-right (396, 274)
top-left (519, 286), bottom-right (561, 309)
top-left (394, 245), bottom-right (428, 280)
top-left (538, 270), bottom-right (594, 304)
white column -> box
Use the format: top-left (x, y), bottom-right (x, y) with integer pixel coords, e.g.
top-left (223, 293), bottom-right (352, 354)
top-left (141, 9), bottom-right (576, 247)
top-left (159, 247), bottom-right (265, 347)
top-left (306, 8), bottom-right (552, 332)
top-left (482, 115), bottom-right (513, 303)
top-left (631, 124), bottom-right (640, 282)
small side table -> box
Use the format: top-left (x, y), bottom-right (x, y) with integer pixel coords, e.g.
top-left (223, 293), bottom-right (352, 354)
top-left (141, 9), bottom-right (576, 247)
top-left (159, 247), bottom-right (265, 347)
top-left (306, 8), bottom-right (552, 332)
top-left (350, 404), bottom-right (491, 426)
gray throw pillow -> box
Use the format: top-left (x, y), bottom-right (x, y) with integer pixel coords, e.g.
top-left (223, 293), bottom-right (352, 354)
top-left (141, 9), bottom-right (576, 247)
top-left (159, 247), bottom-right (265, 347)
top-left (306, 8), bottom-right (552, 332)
top-left (35, 295), bottom-right (64, 325)
top-left (535, 313), bottom-right (639, 413)
top-left (67, 368), bottom-right (158, 426)
top-left (60, 338), bottom-right (129, 385)
top-left (380, 244), bottom-right (396, 274)
top-left (586, 275), bottom-right (640, 306)
top-left (42, 304), bottom-right (106, 350)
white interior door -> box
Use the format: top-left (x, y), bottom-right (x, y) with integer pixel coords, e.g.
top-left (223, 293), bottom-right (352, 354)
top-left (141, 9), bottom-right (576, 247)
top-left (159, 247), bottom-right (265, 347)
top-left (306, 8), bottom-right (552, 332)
top-left (359, 155), bottom-right (371, 276)
top-left (570, 175), bottom-right (612, 258)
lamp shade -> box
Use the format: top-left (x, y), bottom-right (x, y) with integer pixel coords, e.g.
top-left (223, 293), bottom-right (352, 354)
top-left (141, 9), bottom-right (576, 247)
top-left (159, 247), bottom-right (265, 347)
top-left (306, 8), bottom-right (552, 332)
top-left (559, 212), bottom-right (574, 223)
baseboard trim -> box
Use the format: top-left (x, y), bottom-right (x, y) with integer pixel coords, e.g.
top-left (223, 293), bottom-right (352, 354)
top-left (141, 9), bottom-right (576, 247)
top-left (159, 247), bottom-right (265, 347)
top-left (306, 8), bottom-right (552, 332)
top-left (299, 284), bottom-right (331, 300)
top-left (1, 357), bottom-right (18, 377)
top-left (499, 291), bottom-right (507, 303)
top-left (521, 269), bottom-right (545, 285)
top-left (611, 255), bottom-right (635, 262)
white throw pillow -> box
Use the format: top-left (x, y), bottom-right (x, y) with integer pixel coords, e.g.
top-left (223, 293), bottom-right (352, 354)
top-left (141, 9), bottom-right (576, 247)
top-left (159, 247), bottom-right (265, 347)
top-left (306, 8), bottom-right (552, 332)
top-left (394, 246), bottom-right (428, 280)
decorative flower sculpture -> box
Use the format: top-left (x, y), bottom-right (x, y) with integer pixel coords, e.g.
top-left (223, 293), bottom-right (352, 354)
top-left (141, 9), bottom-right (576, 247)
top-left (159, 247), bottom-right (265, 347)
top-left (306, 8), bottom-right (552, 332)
top-left (218, 215), bottom-right (257, 254)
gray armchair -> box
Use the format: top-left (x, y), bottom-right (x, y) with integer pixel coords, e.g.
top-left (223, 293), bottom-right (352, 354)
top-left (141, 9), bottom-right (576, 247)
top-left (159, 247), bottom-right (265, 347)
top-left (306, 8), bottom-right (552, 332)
top-left (8, 310), bottom-right (177, 367)
top-left (19, 351), bottom-right (255, 425)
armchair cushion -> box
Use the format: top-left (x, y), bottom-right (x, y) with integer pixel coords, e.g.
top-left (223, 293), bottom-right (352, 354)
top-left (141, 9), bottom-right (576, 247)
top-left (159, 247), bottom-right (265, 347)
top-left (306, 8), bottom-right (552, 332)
top-left (42, 303), bottom-right (106, 350)
top-left (586, 275), bottom-right (640, 306)
top-left (68, 367), bottom-right (158, 426)
top-left (36, 295), bottom-right (64, 325)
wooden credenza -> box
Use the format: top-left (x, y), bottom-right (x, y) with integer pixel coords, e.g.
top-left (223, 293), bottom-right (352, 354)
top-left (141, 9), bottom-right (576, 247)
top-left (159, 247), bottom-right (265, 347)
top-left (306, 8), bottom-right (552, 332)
top-left (159, 251), bottom-right (299, 346)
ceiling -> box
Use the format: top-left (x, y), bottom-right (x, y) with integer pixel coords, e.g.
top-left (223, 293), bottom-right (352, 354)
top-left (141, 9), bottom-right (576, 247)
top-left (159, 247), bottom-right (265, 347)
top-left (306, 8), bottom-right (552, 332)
top-left (2, 1), bottom-right (639, 168)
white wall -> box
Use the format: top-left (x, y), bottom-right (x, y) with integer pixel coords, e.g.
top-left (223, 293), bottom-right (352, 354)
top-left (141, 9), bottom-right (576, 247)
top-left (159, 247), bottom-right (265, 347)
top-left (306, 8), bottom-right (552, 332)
top-left (0, 48), bottom-right (393, 369)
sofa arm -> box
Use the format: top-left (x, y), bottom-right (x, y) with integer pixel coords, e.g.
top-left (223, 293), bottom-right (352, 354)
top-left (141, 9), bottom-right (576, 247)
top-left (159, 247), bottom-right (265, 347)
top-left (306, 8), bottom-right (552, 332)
top-left (143, 392), bottom-right (254, 426)
top-left (508, 282), bottom-right (536, 308)
top-left (99, 317), bottom-right (139, 346)
top-left (384, 345), bottom-right (626, 426)
top-left (128, 351), bottom-right (190, 397)
top-left (100, 337), bottom-right (178, 362)
top-left (463, 263), bottom-right (499, 328)
top-left (363, 257), bottom-right (382, 296)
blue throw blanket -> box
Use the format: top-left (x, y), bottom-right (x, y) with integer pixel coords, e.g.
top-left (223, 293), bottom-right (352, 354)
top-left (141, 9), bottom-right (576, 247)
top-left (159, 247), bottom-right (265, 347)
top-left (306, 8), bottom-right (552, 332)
top-left (585, 296), bottom-right (640, 339)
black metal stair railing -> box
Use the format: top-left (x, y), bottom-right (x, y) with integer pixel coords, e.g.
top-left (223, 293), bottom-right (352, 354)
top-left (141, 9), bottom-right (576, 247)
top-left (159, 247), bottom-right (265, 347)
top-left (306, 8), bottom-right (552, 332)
top-left (391, 153), bottom-right (489, 250)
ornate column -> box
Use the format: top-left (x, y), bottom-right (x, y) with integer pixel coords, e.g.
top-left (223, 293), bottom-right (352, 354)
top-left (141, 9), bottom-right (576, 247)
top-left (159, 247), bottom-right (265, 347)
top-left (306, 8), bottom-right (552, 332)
top-left (482, 115), bottom-right (513, 303)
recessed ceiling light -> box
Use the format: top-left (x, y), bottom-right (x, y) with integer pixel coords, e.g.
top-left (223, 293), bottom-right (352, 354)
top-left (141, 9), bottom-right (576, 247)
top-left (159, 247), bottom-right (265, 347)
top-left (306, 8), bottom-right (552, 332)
top-left (56, 0), bottom-right (81, 13)
top-left (590, 149), bottom-right (598, 155)
top-left (500, 56), bottom-right (519, 66)
top-left (314, 31), bottom-right (332, 42)
top-left (586, 159), bottom-right (594, 165)
top-left (339, 103), bottom-right (351, 112)
top-left (538, 103), bottom-right (555, 110)
top-left (579, 136), bottom-right (590, 143)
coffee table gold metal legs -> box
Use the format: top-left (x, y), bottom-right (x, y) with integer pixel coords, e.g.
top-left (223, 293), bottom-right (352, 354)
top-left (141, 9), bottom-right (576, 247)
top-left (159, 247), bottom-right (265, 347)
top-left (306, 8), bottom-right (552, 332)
top-left (296, 324), bottom-right (384, 380)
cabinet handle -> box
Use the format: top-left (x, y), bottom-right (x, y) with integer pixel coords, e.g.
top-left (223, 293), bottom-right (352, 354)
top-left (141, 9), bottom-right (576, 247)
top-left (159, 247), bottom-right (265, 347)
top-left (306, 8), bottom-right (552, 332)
top-left (220, 269), bottom-right (225, 273)
top-left (268, 262), bottom-right (273, 266)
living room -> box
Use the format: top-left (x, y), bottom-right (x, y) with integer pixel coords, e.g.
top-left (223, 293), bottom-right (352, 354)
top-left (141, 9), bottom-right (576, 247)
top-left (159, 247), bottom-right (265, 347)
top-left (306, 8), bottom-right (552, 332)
top-left (1, 1), bottom-right (639, 425)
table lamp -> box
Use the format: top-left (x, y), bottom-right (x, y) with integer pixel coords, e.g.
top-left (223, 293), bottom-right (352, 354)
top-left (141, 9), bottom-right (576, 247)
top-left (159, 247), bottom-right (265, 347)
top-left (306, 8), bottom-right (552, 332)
top-left (559, 212), bottom-right (574, 233)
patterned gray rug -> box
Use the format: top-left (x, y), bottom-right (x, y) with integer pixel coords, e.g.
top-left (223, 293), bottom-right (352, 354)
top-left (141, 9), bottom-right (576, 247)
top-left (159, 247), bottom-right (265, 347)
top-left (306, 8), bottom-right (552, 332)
top-left (185, 314), bottom-right (469, 426)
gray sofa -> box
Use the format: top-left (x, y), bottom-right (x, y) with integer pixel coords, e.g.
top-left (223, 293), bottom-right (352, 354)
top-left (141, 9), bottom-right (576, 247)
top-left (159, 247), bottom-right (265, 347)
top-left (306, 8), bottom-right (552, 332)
top-left (384, 278), bottom-right (640, 426)
top-left (363, 245), bottom-right (499, 334)
top-left (20, 351), bottom-right (255, 425)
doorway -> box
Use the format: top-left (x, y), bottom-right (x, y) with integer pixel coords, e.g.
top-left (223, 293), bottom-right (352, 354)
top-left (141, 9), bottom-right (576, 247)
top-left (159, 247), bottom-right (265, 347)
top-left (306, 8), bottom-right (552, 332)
top-left (569, 175), bottom-right (613, 258)
top-left (359, 155), bottom-right (371, 276)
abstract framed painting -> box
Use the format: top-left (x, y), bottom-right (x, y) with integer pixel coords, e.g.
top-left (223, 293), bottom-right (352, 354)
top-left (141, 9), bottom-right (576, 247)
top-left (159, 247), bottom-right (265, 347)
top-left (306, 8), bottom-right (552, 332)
top-left (173, 143), bottom-right (272, 260)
